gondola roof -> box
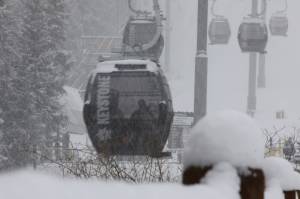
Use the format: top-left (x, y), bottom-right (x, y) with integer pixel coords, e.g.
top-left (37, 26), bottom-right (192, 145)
top-left (240, 17), bottom-right (265, 24)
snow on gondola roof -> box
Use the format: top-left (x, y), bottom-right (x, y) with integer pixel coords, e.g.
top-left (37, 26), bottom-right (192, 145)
top-left (93, 59), bottom-right (160, 73)
top-left (130, 19), bottom-right (155, 24)
top-left (241, 17), bottom-right (265, 24)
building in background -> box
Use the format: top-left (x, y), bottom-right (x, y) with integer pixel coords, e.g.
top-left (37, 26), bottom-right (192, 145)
top-left (66, 0), bottom-right (131, 91)
top-left (167, 112), bottom-right (194, 163)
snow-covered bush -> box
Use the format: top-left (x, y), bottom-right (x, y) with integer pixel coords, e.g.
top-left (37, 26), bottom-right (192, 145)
top-left (37, 145), bottom-right (182, 183)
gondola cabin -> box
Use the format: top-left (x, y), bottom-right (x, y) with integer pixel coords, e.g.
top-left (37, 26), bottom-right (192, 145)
top-left (238, 17), bottom-right (268, 53)
top-left (122, 18), bottom-right (164, 60)
top-left (123, 18), bottom-right (157, 47)
top-left (269, 13), bottom-right (288, 36)
top-left (83, 59), bottom-right (174, 156)
top-left (208, 16), bottom-right (231, 45)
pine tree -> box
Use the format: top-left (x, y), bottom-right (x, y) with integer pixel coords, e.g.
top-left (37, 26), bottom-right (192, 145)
top-left (0, 0), bottom-right (25, 169)
top-left (0, 0), bottom-right (71, 169)
top-left (18, 0), bottom-right (70, 161)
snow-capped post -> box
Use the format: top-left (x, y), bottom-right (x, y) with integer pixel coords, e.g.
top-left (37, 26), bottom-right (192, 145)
top-left (182, 111), bottom-right (265, 199)
top-left (263, 157), bottom-right (300, 199)
top-left (284, 191), bottom-right (297, 199)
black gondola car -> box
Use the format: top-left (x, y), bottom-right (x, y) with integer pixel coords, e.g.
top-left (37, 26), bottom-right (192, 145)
top-left (83, 59), bottom-right (174, 156)
top-left (208, 17), bottom-right (231, 45)
top-left (238, 18), bottom-right (268, 53)
top-left (269, 13), bottom-right (288, 36)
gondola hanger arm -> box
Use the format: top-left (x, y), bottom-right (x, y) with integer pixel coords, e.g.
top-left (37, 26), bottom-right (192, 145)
top-left (211, 0), bottom-right (224, 18)
top-left (276, 0), bottom-right (288, 15)
top-left (128, 0), bottom-right (151, 16)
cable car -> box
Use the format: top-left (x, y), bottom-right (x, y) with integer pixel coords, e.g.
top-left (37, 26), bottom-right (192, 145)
top-left (269, 13), bottom-right (288, 36)
top-left (208, 16), bottom-right (231, 45)
top-left (83, 59), bottom-right (174, 156)
top-left (122, 17), bottom-right (164, 60)
top-left (238, 17), bottom-right (268, 53)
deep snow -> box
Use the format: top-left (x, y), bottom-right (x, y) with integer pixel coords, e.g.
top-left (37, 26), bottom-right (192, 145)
top-left (0, 165), bottom-right (239, 199)
top-left (184, 110), bottom-right (264, 168)
top-left (263, 157), bottom-right (300, 191)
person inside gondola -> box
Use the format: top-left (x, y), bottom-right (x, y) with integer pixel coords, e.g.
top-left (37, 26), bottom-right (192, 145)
top-left (109, 90), bottom-right (126, 151)
top-left (130, 99), bottom-right (155, 152)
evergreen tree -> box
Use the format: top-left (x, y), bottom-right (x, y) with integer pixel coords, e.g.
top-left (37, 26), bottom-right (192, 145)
top-left (0, 0), bottom-right (24, 169)
top-left (18, 0), bottom-right (70, 162)
top-left (0, 0), bottom-right (70, 169)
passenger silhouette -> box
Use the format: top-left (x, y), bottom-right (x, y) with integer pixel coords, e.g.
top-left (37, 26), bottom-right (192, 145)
top-left (109, 90), bottom-right (127, 152)
top-left (130, 99), bottom-right (155, 152)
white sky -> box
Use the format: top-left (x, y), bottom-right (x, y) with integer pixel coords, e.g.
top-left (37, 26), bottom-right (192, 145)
top-left (165, 0), bottom-right (300, 121)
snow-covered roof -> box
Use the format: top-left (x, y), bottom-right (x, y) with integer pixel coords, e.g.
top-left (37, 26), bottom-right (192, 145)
top-left (263, 157), bottom-right (300, 191)
top-left (94, 59), bottom-right (160, 73)
top-left (183, 110), bottom-right (265, 169)
top-left (172, 113), bottom-right (194, 127)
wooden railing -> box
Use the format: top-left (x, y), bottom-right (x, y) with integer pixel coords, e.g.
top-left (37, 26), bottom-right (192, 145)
top-left (183, 166), bottom-right (264, 199)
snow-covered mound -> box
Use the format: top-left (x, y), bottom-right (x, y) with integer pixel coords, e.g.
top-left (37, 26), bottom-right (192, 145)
top-left (263, 157), bottom-right (300, 191)
top-left (201, 162), bottom-right (240, 199)
top-left (264, 179), bottom-right (284, 199)
top-left (184, 110), bottom-right (264, 168)
top-left (0, 168), bottom-right (239, 199)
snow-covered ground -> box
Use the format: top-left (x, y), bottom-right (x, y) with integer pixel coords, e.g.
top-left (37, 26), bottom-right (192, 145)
top-left (2, 110), bottom-right (300, 199)
top-left (4, 1), bottom-right (300, 198)
top-left (0, 164), bottom-right (237, 199)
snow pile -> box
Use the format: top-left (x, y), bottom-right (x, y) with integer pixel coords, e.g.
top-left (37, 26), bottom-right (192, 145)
top-left (184, 110), bottom-right (264, 168)
top-left (0, 168), bottom-right (239, 199)
top-left (61, 86), bottom-right (86, 135)
top-left (201, 162), bottom-right (240, 199)
top-left (263, 157), bottom-right (300, 191)
top-left (264, 179), bottom-right (284, 199)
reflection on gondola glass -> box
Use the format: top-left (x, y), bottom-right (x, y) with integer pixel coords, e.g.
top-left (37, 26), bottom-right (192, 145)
top-left (109, 72), bottom-right (161, 118)
top-left (239, 24), bottom-right (266, 40)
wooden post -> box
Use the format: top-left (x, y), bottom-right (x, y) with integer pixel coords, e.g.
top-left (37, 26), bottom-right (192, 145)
top-left (239, 169), bottom-right (265, 199)
top-left (284, 191), bottom-right (297, 199)
top-left (183, 166), bottom-right (265, 199)
top-left (182, 166), bottom-right (212, 185)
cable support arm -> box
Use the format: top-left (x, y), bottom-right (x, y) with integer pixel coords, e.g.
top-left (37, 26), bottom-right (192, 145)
top-left (128, 0), bottom-right (150, 16)
top-left (276, 0), bottom-right (288, 14)
top-left (211, 0), bottom-right (224, 18)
